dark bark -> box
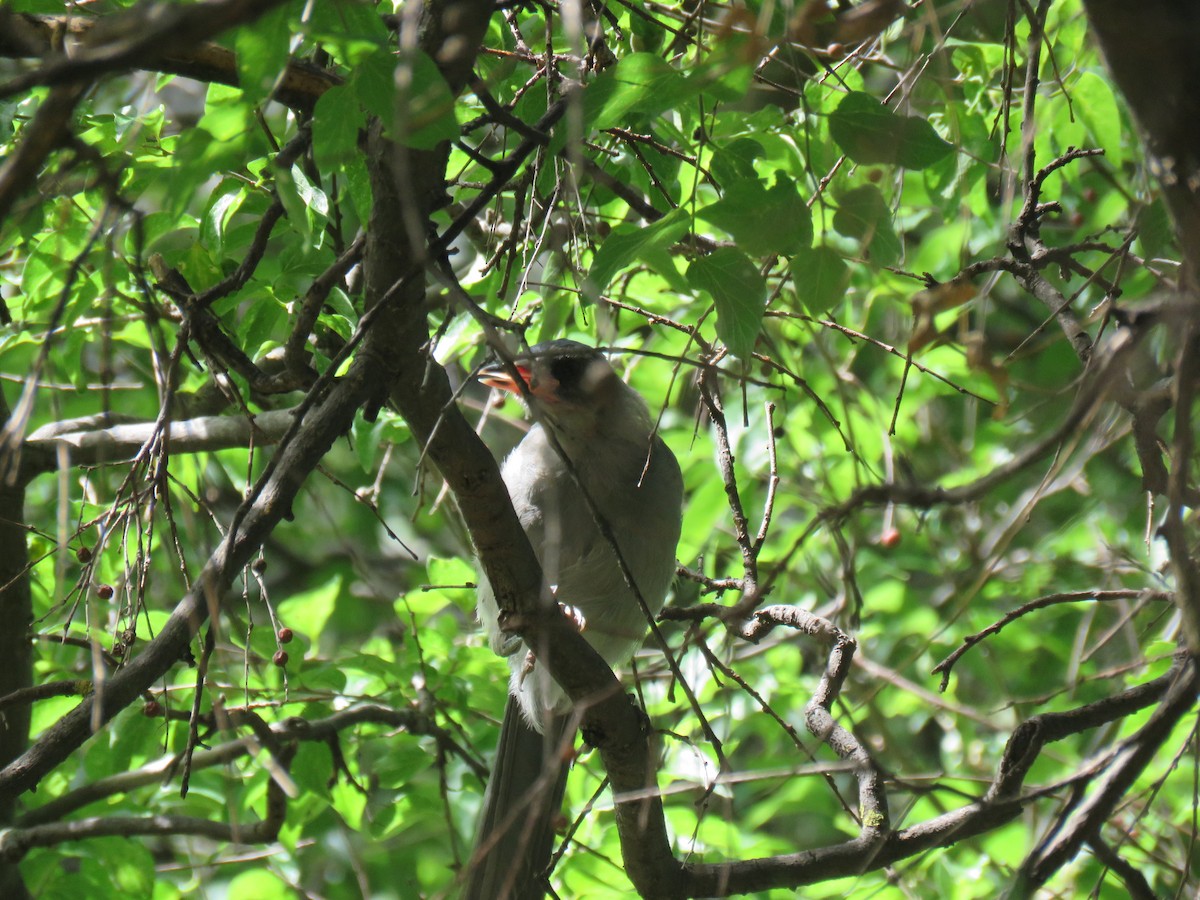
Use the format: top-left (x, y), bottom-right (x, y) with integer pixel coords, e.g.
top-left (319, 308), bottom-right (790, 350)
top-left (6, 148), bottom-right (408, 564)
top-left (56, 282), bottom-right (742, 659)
top-left (1084, 1), bottom-right (1200, 285)
top-left (0, 11), bottom-right (339, 113)
top-left (0, 387), bottom-right (33, 899)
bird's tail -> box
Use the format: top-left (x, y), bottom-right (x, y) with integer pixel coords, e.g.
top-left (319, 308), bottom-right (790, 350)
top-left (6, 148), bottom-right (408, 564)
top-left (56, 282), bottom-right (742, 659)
top-left (461, 695), bottom-right (573, 900)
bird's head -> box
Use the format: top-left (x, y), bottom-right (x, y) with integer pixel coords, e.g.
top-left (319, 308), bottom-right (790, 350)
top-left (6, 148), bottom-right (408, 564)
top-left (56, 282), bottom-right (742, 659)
top-left (479, 340), bottom-right (650, 444)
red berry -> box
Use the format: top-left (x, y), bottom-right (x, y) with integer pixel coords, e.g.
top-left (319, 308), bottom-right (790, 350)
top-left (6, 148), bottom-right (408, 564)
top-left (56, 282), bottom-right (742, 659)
top-left (277, 627), bottom-right (293, 644)
top-left (143, 700), bottom-right (163, 717)
top-left (273, 650), bottom-right (289, 667)
top-left (878, 527), bottom-right (902, 549)
top-left (76, 546), bottom-right (93, 563)
top-left (97, 584), bottom-right (114, 600)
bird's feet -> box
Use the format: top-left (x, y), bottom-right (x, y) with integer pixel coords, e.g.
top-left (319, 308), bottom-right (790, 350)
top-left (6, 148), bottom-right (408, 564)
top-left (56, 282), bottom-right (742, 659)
top-left (515, 602), bottom-right (588, 690)
top-left (517, 649), bottom-right (537, 688)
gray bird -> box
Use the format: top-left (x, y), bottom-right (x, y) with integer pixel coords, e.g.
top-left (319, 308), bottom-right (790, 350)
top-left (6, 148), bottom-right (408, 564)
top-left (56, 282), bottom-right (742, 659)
top-left (464, 339), bottom-right (683, 900)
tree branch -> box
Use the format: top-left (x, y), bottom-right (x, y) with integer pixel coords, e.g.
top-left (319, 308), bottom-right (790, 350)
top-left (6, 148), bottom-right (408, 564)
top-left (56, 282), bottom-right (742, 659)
top-left (0, 3), bottom-right (321, 105)
top-left (17, 704), bottom-right (481, 828)
top-left (20, 408), bottom-right (298, 481)
top-left (1084, 1), bottom-right (1200, 285)
top-left (1017, 657), bottom-right (1199, 888)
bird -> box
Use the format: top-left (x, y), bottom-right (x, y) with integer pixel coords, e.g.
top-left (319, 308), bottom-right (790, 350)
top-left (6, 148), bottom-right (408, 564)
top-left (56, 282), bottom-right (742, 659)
top-left (464, 339), bottom-right (683, 900)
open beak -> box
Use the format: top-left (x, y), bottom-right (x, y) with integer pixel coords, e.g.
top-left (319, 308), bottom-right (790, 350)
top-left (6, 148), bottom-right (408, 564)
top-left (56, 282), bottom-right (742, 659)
top-left (478, 361), bottom-right (532, 396)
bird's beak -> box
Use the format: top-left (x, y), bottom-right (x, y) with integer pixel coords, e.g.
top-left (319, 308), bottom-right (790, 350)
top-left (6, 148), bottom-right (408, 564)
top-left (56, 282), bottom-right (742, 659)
top-left (478, 361), bottom-right (533, 396)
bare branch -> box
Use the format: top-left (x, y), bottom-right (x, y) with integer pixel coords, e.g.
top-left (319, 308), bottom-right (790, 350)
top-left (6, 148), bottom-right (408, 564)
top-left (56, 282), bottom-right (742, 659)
top-left (1, 813), bottom-right (266, 862)
top-left (18, 704), bottom-right (481, 828)
top-left (1017, 658), bottom-right (1199, 887)
top-left (933, 590), bottom-right (1173, 691)
top-left (21, 408), bottom-right (298, 480)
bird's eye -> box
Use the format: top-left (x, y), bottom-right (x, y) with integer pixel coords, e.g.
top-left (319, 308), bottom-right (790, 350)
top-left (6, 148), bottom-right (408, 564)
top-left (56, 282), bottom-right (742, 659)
top-left (547, 355), bottom-right (590, 387)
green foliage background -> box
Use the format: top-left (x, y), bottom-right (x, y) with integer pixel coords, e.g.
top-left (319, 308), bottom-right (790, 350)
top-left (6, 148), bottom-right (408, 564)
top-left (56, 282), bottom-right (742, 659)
top-left (0, 0), bottom-right (1193, 897)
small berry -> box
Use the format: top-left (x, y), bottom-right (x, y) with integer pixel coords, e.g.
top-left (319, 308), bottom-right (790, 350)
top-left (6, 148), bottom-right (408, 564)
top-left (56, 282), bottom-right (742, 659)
top-left (76, 546), bottom-right (93, 563)
top-left (878, 527), bottom-right (902, 549)
top-left (277, 627), bottom-right (294, 644)
top-left (273, 650), bottom-right (289, 667)
top-left (97, 584), bottom-right (114, 600)
top-left (252, 558), bottom-right (267, 574)
top-left (143, 700), bottom-right (163, 717)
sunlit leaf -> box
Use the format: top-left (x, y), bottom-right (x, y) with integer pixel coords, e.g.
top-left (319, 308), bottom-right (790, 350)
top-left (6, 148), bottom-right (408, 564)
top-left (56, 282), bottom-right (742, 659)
top-left (584, 206), bottom-right (690, 300)
top-left (687, 247), bottom-right (766, 358)
top-left (830, 91), bottom-right (953, 169)
top-left (697, 173), bottom-right (813, 256)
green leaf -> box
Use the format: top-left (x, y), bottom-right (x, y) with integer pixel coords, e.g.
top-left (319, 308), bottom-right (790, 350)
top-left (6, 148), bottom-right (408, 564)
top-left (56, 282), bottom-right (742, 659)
top-left (1135, 199), bottom-right (1172, 261)
top-left (232, 2), bottom-right (293, 103)
top-left (290, 741), bottom-right (333, 798)
top-left (277, 576), bottom-right (341, 642)
top-left (709, 137), bottom-right (764, 188)
top-left (583, 206), bottom-right (690, 300)
top-left (688, 55), bottom-right (753, 104)
top-left (200, 185), bottom-right (245, 257)
top-left (687, 248), bottom-right (767, 358)
top-left (331, 780), bottom-right (368, 829)
top-left (344, 155), bottom-right (373, 221)
top-left (829, 91), bottom-right (952, 169)
top-left (394, 51), bottom-right (458, 149)
top-left (697, 173), bottom-right (812, 256)
top-left (228, 869), bottom-right (291, 900)
top-left (168, 87), bottom-right (268, 218)
top-left (640, 243), bottom-right (690, 293)
top-left (312, 85), bottom-right (366, 168)
top-left (583, 53), bottom-right (691, 130)
top-left (1072, 70), bottom-right (1123, 167)
top-left (242, 295), bottom-right (286, 355)
top-left (304, 0), bottom-right (391, 64)
top-left (791, 246), bottom-right (850, 314)
top-left (352, 48), bottom-right (398, 119)
top-left (289, 164), bottom-right (329, 216)
top-left (426, 556), bottom-right (475, 590)
top-left (275, 164), bottom-right (328, 247)
top-left (832, 184), bottom-right (901, 266)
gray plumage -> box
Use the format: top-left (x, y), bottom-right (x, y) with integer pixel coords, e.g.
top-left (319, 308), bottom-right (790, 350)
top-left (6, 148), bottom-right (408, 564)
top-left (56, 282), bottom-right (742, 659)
top-left (476, 340), bottom-right (683, 729)
top-left (465, 340), bottom-right (682, 898)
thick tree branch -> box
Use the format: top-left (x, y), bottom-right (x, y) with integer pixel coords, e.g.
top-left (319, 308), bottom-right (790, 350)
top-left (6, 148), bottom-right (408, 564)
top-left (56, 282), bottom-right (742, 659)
top-left (359, 6), bottom-right (690, 895)
top-left (0, 387), bottom-right (32, 899)
top-left (0, 82), bottom-right (85, 226)
top-left (1084, 1), bottom-right (1200, 285)
top-left (19, 408), bottom-right (298, 481)
top-left (671, 657), bottom-right (1184, 896)
top-left (3, 738), bottom-right (297, 862)
top-left (0, 3), bottom-right (307, 102)
top-left (1017, 658), bottom-right (1200, 888)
